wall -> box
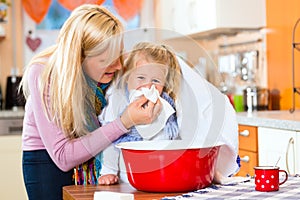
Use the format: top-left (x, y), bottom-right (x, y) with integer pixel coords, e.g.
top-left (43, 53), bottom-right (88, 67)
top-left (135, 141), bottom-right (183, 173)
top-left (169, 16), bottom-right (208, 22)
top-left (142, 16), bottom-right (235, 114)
top-left (266, 0), bottom-right (300, 110)
top-left (0, 1), bottom-right (154, 108)
top-left (1, 1), bottom-right (300, 110)
top-left (0, 1), bottom-right (23, 104)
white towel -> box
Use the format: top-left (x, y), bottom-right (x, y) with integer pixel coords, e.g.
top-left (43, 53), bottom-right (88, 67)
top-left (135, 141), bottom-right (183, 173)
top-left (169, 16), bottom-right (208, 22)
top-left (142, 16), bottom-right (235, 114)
top-left (176, 56), bottom-right (239, 181)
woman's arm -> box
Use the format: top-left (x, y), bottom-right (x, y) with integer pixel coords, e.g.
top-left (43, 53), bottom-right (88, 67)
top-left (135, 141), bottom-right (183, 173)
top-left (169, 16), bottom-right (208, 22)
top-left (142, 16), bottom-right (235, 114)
top-left (27, 64), bottom-right (128, 171)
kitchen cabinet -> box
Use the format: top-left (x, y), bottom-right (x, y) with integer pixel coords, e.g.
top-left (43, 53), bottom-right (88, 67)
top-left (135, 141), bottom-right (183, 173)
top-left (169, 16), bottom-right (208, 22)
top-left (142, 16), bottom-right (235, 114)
top-left (258, 127), bottom-right (299, 175)
top-left (0, 135), bottom-right (27, 199)
top-left (155, 0), bottom-right (266, 38)
top-left (236, 125), bottom-right (258, 176)
top-left (0, 117), bottom-right (23, 135)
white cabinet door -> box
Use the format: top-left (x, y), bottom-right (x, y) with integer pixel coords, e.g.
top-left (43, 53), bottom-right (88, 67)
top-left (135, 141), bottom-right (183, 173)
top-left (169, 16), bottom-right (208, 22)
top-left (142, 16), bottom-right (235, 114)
top-left (156, 0), bottom-right (216, 37)
top-left (155, 0), bottom-right (266, 37)
top-left (215, 0), bottom-right (266, 28)
top-left (0, 136), bottom-right (27, 199)
top-left (297, 132), bottom-right (300, 174)
top-left (258, 127), bottom-right (298, 175)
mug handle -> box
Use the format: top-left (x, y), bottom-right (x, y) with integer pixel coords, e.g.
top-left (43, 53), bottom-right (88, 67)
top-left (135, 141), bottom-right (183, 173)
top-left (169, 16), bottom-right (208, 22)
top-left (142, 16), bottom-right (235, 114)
top-left (279, 170), bottom-right (288, 185)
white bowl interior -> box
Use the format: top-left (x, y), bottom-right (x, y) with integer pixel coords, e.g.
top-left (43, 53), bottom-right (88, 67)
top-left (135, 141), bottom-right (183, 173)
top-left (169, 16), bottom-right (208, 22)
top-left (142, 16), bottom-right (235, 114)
top-left (115, 140), bottom-right (224, 150)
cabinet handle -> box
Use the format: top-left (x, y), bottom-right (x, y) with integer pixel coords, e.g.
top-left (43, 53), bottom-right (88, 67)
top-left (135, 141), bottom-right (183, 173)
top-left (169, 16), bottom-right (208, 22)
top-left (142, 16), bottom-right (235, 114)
top-left (239, 130), bottom-right (250, 137)
top-left (286, 137), bottom-right (295, 175)
top-left (240, 155), bottom-right (250, 163)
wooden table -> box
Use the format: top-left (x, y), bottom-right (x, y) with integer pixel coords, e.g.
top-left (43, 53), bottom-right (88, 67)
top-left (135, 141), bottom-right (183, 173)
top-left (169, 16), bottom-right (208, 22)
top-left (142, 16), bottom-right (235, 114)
top-left (63, 183), bottom-right (182, 200)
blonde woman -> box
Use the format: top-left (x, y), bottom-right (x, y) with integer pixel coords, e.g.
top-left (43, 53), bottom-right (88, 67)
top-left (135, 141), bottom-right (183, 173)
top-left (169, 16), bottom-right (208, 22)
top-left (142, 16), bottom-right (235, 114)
top-left (97, 42), bottom-right (182, 185)
top-left (20, 5), bottom-right (161, 200)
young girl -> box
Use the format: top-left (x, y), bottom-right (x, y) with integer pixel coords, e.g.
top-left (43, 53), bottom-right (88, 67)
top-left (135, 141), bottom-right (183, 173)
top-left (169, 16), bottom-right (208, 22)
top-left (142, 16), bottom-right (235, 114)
top-left (97, 42), bottom-right (182, 185)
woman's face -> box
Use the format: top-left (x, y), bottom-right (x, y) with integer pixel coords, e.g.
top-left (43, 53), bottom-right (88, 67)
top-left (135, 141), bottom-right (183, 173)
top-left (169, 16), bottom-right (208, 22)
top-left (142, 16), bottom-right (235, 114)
top-left (127, 60), bottom-right (168, 94)
top-left (83, 50), bottom-right (122, 83)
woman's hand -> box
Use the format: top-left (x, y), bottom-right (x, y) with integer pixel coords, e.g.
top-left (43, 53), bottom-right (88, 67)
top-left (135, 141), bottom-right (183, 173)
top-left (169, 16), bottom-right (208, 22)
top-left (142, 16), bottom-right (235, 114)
top-left (120, 95), bottom-right (162, 129)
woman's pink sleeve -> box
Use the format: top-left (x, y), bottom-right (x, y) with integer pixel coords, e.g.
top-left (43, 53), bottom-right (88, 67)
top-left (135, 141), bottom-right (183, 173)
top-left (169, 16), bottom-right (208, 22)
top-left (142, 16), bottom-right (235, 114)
top-left (28, 64), bottom-right (128, 171)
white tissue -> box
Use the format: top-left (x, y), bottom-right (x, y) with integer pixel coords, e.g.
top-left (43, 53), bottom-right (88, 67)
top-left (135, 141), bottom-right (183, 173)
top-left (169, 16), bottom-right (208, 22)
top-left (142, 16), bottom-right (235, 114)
top-left (129, 85), bottom-right (175, 139)
top-left (129, 85), bottom-right (159, 103)
top-left (94, 191), bottom-right (134, 200)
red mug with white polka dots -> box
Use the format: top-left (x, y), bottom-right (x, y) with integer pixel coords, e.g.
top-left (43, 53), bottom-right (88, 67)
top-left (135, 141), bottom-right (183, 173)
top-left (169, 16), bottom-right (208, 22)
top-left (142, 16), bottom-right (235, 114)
top-left (254, 166), bottom-right (288, 192)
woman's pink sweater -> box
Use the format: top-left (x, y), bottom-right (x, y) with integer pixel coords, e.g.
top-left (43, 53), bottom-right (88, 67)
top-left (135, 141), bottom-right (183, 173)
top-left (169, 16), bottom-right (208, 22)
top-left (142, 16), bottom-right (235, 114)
top-left (22, 63), bottom-right (128, 171)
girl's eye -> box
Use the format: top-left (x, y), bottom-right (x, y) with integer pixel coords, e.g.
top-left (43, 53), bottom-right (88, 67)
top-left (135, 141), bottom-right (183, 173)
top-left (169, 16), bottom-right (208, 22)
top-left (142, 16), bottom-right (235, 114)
top-left (152, 79), bottom-right (161, 84)
top-left (137, 76), bottom-right (145, 80)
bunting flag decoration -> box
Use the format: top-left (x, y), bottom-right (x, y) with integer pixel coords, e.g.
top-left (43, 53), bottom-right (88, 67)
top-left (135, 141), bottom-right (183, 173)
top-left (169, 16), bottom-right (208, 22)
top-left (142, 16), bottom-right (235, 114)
top-left (22, 0), bottom-right (144, 24)
top-left (113, 0), bottom-right (144, 21)
top-left (57, 0), bottom-right (105, 11)
top-left (22, 0), bottom-right (52, 24)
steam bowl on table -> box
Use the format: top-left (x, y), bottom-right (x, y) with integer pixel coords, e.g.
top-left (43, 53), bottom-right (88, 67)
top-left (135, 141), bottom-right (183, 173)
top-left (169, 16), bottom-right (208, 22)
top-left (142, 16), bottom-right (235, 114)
top-left (116, 140), bottom-right (221, 193)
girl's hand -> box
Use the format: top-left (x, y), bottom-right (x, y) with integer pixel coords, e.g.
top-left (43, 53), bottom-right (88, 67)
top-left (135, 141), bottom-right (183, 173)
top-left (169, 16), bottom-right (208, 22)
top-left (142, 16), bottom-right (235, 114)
top-left (120, 95), bottom-right (162, 129)
top-left (98, 174), bottom-right (119, 185)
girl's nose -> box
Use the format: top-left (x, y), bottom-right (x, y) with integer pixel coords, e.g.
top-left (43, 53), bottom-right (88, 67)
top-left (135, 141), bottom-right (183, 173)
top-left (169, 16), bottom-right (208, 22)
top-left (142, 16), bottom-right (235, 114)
top-left (141, 83), bottom-right (152, 89)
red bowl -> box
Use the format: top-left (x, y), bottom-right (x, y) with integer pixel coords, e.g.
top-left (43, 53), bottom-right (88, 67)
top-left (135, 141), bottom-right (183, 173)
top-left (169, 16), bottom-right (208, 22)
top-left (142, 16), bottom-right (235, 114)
top-left (116, 140), bottom-right (221, 192)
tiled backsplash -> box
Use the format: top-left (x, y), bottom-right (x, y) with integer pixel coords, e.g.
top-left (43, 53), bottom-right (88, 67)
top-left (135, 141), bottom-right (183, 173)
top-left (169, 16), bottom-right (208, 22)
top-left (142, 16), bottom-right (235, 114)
top-left (162, 29), bottom-right (266, 93)
top-left (197, 30), bottom-right (267, 90)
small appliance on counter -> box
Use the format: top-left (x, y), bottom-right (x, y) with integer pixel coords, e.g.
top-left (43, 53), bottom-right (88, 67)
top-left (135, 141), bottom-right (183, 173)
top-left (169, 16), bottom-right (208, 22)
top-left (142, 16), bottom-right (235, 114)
top-left (243, 86), bottom-right (258, 112)
top-left (5, 75), bottom-right (26, 110)
top-left (257, 88), bottom-right (270, 110)
top-left (243, 85), bottom-right (269, 112)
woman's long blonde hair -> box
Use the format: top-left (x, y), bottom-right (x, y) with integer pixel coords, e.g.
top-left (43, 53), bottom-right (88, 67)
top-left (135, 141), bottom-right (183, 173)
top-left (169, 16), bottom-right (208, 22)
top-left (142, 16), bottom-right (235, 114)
top-left (20, 4), bottom-right (124, 138)
top-left (121, 42), bottom-right (181, 100)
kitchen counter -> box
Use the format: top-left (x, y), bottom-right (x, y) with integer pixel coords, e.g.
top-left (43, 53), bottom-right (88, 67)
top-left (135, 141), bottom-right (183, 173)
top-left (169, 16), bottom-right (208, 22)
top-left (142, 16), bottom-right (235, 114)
top-left (0, 109), bottom-right (25, 118)
top-left (63, 183), bottom-right (182, 200)
top-left (1, 109), bottom-right (300, 131)
top-left (63, 176), bottom-right (300, 200)
top-left (236, 110), bottom-right (300, 131)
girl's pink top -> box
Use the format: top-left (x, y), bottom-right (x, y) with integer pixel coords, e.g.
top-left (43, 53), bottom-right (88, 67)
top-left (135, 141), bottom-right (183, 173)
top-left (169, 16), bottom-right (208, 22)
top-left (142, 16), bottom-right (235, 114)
top-left (22, 63), bottom-right (128, 171)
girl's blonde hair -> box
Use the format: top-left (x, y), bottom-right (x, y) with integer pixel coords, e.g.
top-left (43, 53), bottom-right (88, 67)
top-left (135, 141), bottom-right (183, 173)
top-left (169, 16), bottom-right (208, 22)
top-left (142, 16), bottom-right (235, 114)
top-left (121, 42), bottom-right (181, 100)
top-left (20, 4), bottom-right (124, 138)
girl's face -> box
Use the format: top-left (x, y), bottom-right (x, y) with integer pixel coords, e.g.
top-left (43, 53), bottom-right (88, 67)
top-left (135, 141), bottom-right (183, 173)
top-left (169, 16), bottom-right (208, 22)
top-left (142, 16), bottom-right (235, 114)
top-left (127, 60), bottom-right (168, 94)
top-left (83, 50), bottom-right (122, 83)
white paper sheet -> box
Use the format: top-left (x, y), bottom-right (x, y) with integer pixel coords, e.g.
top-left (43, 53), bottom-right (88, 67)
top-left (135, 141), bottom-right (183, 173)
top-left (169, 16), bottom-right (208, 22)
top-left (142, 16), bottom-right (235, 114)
top-left (94, 191), bottom-right (134, 200)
